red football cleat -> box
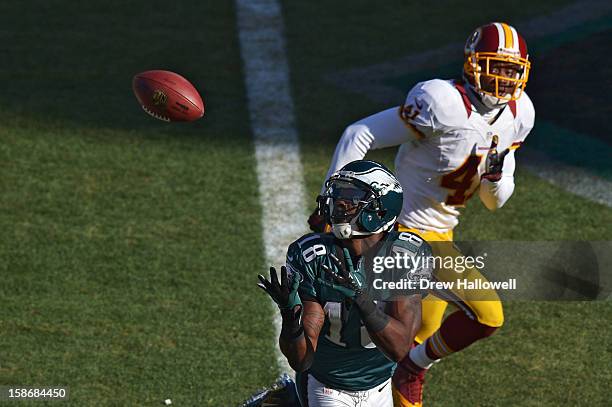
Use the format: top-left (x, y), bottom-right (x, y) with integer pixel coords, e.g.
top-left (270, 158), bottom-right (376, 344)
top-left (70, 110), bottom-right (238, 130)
top-left (392, 356), bottom-right (426, 407)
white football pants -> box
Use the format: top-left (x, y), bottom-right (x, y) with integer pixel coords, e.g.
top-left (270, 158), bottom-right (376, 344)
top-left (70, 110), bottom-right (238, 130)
top-left (305, 374), bottom-right (393, 407)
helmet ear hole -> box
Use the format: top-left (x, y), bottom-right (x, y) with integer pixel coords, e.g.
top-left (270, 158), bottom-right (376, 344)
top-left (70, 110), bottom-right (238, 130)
top-left (359, 210), bottom-right (379, 232)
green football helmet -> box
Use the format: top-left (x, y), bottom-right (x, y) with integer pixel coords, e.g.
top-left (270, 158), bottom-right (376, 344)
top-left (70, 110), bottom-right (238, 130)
top-left (319, 160), bottom-right (403, 239)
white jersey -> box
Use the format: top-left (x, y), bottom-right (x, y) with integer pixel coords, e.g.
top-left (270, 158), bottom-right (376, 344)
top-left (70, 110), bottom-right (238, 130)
top-left (324, 79), bottom-right (535, 232)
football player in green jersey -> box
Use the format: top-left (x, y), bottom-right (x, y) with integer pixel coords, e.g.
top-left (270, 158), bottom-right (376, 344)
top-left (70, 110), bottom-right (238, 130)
top-left (258, 160), bottom-right (433, 406)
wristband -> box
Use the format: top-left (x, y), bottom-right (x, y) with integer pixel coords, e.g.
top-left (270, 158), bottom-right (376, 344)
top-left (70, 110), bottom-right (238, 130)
top-left (280, 308), bottom-right (304, 341)
top-left (281, 325), bottom-right (305, 342)
top-left (354, 292), bottom-right (389, 332)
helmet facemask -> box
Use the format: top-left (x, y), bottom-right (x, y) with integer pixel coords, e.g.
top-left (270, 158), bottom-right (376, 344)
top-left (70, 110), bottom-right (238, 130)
top-left (464, 52), bottom-right (530, 103)
top-left (321, 179), bottom-right (375, 239)
top-left (463, 23), bottom-right (531, 107)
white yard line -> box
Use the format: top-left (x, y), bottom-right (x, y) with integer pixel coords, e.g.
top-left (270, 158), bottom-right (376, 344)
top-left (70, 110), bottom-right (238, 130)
top-left (235, 0), bottom-right (308, 374)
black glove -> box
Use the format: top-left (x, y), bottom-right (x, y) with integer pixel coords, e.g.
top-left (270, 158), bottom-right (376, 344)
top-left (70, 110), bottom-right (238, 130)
top-left (319, 248), bottom-right (365, 299)
top-left (257, 266), bottom-right (302, 311)
top-left (481, 135), bottom-right (510, 182)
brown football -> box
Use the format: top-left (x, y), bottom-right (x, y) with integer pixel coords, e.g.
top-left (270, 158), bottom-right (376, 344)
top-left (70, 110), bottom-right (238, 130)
top-left (132, 70), bottom-right (204, 122)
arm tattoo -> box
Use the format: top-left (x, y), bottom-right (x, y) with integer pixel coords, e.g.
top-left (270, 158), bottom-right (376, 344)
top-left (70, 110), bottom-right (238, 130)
top-left (303, 309), bottom-right (325, 335)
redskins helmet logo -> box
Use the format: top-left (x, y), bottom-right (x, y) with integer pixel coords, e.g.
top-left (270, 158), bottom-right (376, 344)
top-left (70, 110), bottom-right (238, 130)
top-left (152, 89), bottom-right (168, 107)
top-left (465, 29), bottom-right (481, 52)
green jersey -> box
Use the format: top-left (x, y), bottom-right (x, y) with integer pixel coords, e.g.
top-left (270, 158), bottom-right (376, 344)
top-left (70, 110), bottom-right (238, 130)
top-left (285, 231), bottom-right (431, 391)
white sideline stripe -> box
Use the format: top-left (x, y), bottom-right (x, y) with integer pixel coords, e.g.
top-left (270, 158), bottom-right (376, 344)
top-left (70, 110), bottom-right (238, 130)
top-left (236, 0), bottom-right (308, 375)
top-left (521, 149), bottom-right (612, 208)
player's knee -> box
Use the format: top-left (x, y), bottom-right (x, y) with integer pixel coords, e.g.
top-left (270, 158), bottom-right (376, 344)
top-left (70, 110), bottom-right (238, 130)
top-left (415, 321), bottom-right (442, 344)
top-left (476, 302), bottom-right (504, 330)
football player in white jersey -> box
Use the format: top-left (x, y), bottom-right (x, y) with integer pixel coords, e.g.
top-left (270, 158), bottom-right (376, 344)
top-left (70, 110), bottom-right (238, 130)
top-left (309, 22), bottom-right (534, 406)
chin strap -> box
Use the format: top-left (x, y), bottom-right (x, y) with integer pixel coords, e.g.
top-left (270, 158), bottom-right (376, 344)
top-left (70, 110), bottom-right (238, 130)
top-left (480, 93), bottom-right (509, 110)
top-left (331, 216), bottom-right (397, 240)
top-left (331, 223), bottom-right (352, 239)
top-left (464, 82), bottom-right (508, 115)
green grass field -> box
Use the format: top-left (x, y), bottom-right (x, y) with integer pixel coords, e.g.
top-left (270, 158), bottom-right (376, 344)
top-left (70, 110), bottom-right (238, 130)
top-left (0, 0), bottom-right (610, 405)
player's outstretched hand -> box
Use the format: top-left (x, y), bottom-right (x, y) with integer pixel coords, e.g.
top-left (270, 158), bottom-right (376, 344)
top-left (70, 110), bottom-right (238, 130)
top-left (481, 135), bottom-right (510, 182)
top-left (258, 266), bottom-right (302, 311)
top-left (318, 248), bottom-right (365, 299)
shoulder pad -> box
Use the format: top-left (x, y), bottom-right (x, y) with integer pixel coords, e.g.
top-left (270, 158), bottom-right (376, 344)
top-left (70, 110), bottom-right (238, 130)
top-left (516, 91), bottom-right (535, 133)
top-left (407, 79), bottom-right (471, 129)
top-left (389, 231), bottom-right (433, 257)
top-left (286, 234), bottom-right (331, 300)
top-left (288, 233), bottom-right (324, 251)
top-left (287, 233), bottom-right (335, 266)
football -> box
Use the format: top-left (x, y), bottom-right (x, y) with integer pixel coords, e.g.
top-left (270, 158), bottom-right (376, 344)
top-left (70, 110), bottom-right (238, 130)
top-left (132, 70), bottom-right (204, 122)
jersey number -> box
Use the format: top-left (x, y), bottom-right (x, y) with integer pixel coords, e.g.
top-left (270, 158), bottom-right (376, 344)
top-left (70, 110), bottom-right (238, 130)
top-left (440, 155), bottom-right (482, 206)
top-left (302, 244), bottom-right (327, 262)
top-left (324, 302), bottom-right (376, 349)
top-left (400, 103), bottom-right (420, 123)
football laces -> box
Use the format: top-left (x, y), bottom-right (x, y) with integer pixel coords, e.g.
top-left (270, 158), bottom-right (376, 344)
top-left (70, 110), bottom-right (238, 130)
top-left (141, 105), bottom-right (171, 122)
